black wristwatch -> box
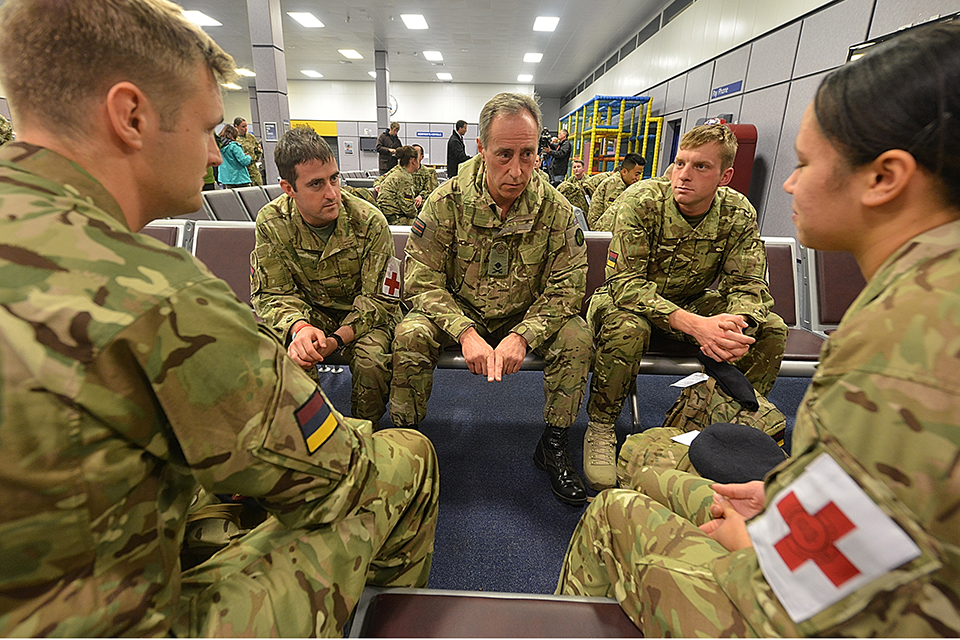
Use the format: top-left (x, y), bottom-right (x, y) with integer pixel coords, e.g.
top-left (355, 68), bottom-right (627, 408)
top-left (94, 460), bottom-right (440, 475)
top-left (331, 332), bottom-right (345, 353)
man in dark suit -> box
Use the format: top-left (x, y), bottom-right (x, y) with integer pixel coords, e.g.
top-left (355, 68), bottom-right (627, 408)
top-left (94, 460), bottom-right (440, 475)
top-left (446, 119), bottom-right (470, 178)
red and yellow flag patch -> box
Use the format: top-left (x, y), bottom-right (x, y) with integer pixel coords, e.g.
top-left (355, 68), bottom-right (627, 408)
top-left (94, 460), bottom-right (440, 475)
top-left (295, 390), bottom-right (338, 453)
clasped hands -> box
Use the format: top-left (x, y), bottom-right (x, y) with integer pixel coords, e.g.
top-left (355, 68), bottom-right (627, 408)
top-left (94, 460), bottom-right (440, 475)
top-left (288, 322), bottom-right (352, 368)
top-left (460, 327), bottom-right (528, 382)
top-left (669, 309), bottom-right (755, 363)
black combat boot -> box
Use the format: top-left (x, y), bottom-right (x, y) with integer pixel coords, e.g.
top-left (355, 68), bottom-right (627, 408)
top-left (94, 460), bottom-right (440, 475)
top-left (533, 424), bottom-right (587, 506)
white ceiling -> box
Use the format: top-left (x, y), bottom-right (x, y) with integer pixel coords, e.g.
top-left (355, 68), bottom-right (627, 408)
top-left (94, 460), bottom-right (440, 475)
top-left (178, 0), bottom-right (675, 99)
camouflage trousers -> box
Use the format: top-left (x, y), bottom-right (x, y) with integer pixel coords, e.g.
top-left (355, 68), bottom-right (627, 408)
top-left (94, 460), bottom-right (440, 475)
top-left (173, 428), bottom-right (439, 637)
top-left (586, 290), bottom-right (787, 424)
top-left (306, 310), bottom-right (394, 423)
top-left (390, 310), bottom-right (592, 428)
top-left (247, 162), bottom-right (263, 186)
top-left (556, 464), bottom-right (757, 636)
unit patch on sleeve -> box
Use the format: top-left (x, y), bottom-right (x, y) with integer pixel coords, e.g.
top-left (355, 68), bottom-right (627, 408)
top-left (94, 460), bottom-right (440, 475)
top-left (606, 250), bottom-right (618, 270)
top-left (295, 389), bottom-right (338, 453)
top-left (747, 454), bottom-right (921, 623)
top-left (381, 255), bottom-right (402, 298)
top-left (411, 217), bottom-right (427, 237)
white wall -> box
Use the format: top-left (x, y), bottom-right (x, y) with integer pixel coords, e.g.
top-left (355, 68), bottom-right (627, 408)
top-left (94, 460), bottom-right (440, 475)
top-left (288, 80), bottom-right (535, 124)
top-left (562, 0), bottom-right (834, 115)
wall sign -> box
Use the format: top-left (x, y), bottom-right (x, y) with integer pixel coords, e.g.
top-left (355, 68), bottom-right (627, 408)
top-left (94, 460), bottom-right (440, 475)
top-left (711, 80), bottom-right (743, 100)
top-left (263, 121), bottom-right (278, 142)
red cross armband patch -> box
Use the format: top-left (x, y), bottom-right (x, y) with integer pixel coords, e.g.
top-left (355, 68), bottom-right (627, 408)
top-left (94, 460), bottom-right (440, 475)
top-left (381, 256), bottom-right (402, 298)
top-left (748, 454), bottom-right (921, 623)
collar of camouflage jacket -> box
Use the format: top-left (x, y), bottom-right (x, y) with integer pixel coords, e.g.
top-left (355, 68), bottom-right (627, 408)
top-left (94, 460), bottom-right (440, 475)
top-left (458, 154), bottom-right (547, 230)
top-left (0, 142), bottom-right (126, 228)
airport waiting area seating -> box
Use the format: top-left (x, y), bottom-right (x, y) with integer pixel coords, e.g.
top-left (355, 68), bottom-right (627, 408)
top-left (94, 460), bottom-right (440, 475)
top-left (175, 185), bottom-right (284, 222)
top-left (140, 217), bottom-right (867, 636)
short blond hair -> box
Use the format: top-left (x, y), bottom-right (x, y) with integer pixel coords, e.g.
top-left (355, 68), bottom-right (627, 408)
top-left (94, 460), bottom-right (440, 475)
top-left (0, 0), bottom-right (235, 135)
top-left (478, 92), bottom-right (542, 147)
top-left (679, 124), bottom-right (738, 171)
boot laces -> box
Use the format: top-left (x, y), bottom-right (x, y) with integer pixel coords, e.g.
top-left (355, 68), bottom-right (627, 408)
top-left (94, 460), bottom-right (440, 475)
top-left (586, 426), bottom-right (615, 465)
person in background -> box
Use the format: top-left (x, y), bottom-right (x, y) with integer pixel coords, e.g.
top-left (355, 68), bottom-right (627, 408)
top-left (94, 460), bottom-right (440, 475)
top-left (0, 113), bottom-right (12, 145)
top-left (558, 19), bottom-right (960, 636)
top-left (557, 157), bottom-right (589, 213)
top-left (377, 145), bottom-right (420, 225)
top-left (588, 153), bottom-right (646, 230)
top-left (446, 119), bottom-right (470, 178)
top-left (544, 128), bottom-right (572, 186)
top-left (376, 120), bottom-right (402, 175)
top-left (234, 116), bottom-right (263, 186)
top-left (0, 0), bottom-right (437, 635)
top-left (218, 123), bottom-right (252, 188)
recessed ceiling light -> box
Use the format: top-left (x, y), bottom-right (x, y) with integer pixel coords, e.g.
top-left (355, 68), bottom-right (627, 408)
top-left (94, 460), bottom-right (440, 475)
top-left (181, 10), bottom-right (221, 27)
top-left (220, 82), bottom-right (243, 90)
top-left (300, 69), bottom-right (323, 78)
top-left (517, 74), bottom-right (533, 82)
top-left (423, 51), bottom-right (443, 62)
top-left (523, 52), bottom-right (543, 63)
top-left (287, 12), bottom-right (324, 28)
top-left (436, 72), bottom-right (453, 81)
top-left (533, 16), bottom-right (559, 32)
top-left (401, 14), bottom-right (429, 29)
top-left (235, 68), bottom-right (256, 77)
top-left (339, 49), bottom-right (364, 59)
top-left (368, 71), bottom-right (378, 78)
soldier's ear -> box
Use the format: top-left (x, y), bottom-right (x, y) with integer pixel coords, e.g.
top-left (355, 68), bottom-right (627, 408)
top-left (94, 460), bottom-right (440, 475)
top-left (279, 179), bottom-right (297, 199)
top-left (719, 166), bottom-right (734, 186)
top-left (104, 81), bottom-right (152, 151)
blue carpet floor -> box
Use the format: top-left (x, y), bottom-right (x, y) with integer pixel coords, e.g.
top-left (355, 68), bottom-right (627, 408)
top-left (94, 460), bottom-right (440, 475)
top-left (319, 367), bottom-right (810, 594)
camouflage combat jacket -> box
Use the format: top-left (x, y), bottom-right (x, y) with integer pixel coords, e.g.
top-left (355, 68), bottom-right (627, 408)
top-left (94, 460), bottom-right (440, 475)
top-left (238, 132), bottom-right (263, 186)
top-left (251, 190), bottom-right (400, 341)
top-left (413, 165), bottom-right (439, 200)
top-left (0, 114), bottom-right (11, 145)
top-left (0, 143), bottom-right (377, 636)
top-left (582, 170), bottom-right (614, 196)
top-left (404, 154), bottom-right (587, 350)
top-left (557, 174), bottom-right (588, 214)
top-left (601, 181), bottom-right (773, 332)
top-left (715, 219), bottom-right (960, 636)
top-left (587, 172), bottom-right (628, 230)
top-left (377, 168), bottom-right (417, 225)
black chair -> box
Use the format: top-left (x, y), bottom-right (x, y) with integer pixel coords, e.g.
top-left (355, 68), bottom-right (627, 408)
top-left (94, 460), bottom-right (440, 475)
top-left (235, 186), bottom-right (269, 220)
top-left (263, 184), bottom-right (284, 200)
top-left (202, 189), bottom-right (252, 222)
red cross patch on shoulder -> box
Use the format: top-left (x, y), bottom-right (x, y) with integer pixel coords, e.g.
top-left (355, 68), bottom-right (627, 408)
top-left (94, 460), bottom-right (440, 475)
top-left (748, 454), bottom-right (921, 623)
top-left (382, 256), bottom-right (402, 298)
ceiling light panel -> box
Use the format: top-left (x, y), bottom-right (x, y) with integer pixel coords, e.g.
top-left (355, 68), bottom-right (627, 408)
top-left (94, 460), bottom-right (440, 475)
top-left (401, 14), bottom-right (429, 29)
top-left (533, 16), bottom-right (559, 31)
top-left (517, 74), bottom-right (533, 82)
top-left (436, 72), bottom-right (452, 81)
top-left (181, 10), bottom-right (221, 27)
top-left (235, 68), bottom-right (256, 77)
top-left (523, 52), bottom-right (543, 63)
top-left (287, 12), bottom-right (324, 28)
top-left (300, 69), bottom-right (323, 78)
top-left (423, 51), bottom-right (443, 61)
top-left (339, 49), bottom-right (364, 59)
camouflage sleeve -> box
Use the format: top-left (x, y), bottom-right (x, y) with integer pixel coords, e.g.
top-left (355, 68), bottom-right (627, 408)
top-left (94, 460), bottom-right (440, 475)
top-left (404, 190), bottom-right (476, 340)
top-left (717, 206), bottom-right (774, 323)
top-left (511, 206), bottom-right (588, 350)
top-left (250, 211), bottom-right (315, 340)
top-left (605, 192), bottom-right (681, 327)
top-left (587, 179), bottom-right (610, 230)
top-left (339, 203), bottom-right (400, 336)
top-left (134, 275), bottom-right (376, 528)
top-left (416, 168), bottom-right (439, 199)
top-left (378, 173), bottom-right (416, 224)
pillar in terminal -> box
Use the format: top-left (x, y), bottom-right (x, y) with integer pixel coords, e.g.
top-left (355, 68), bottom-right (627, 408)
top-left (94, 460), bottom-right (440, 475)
top-left (247, 0), bottom-right (290, 185)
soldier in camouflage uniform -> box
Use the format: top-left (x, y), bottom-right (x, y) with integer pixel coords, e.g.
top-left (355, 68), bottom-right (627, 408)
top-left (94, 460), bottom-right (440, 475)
top-left (0, 113), bottom-right (11, 145)
top-left (558, 21), bottom-right (960, 635)
top-left (0, 1), bottom-right (437, 636)
top-left (234, 116), bottom-right (264, 185)
top-left (377, 145), bottom-right (420, 225)
top-left (251, 126), bottom-right (401, 424)
top-left (583, 124), bottom-right (787, 491)
top-left (587, 153), bottom-right (645, 230)
top-left (391, 92), bottom-right (593, 505)
top-left (412, 143), bottom-right (439, 204)
top-left (557, 157), bottom-right (589, 213)
top-left (582, 168), bottom-right (614, 198)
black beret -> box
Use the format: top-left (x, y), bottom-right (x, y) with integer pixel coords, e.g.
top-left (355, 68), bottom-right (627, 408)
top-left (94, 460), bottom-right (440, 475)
top-left (689, 422), bottom-right (786, 484)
